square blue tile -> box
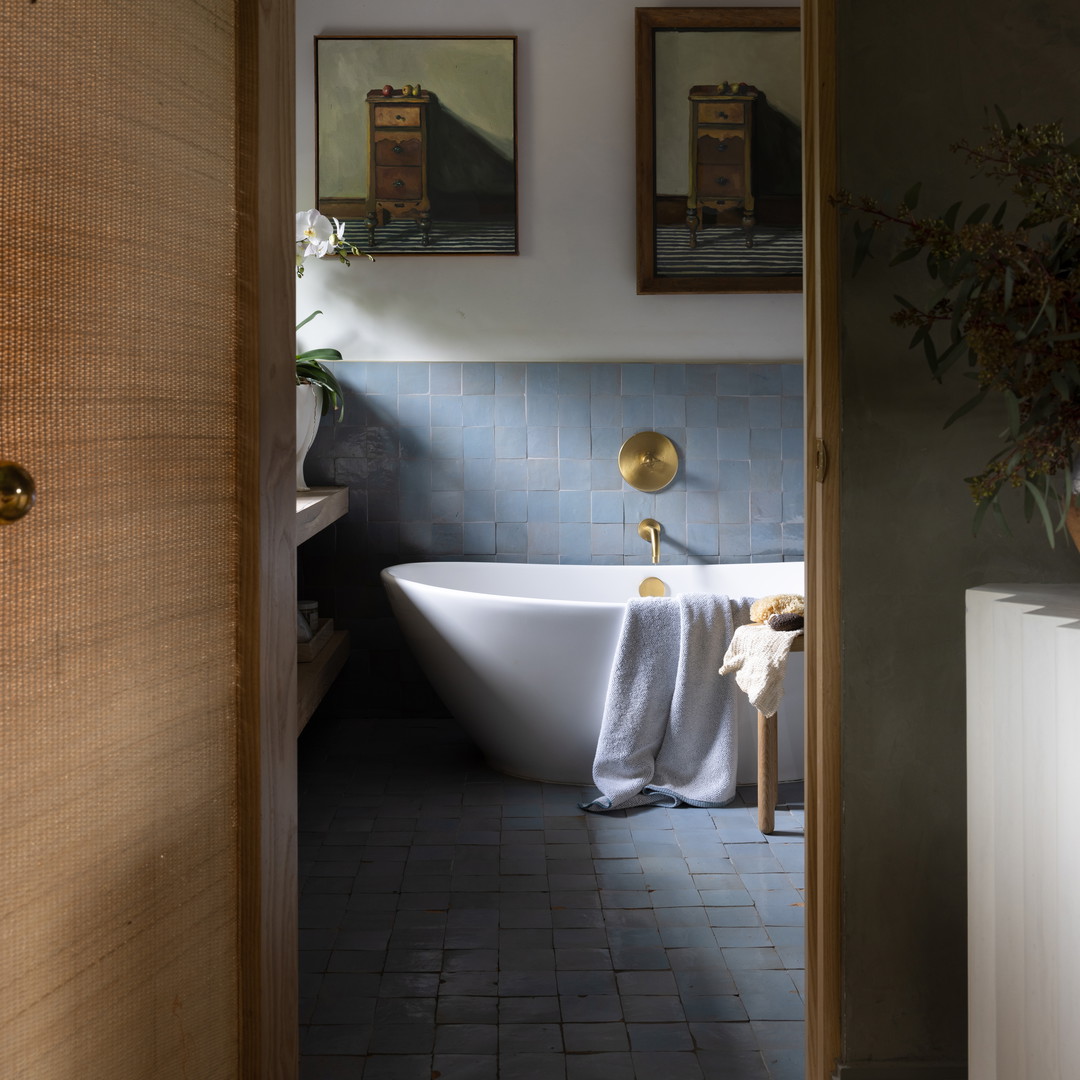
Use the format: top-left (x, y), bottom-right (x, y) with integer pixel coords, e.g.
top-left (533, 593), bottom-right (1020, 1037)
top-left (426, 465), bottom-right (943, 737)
top-left (463, 395), bottom-right (496, 426)
top-left (528, 491), bottom-right (557, 522)
top-left (559, 459), bottom-right (592, 491)
top-left (781, 363), bottom-right (803, 394)
top-left (591, 459), bottom-right (622, 490)
top-left (782, 494), bottom-right (804, 524)
top-left (559, 491), bottom-right (590, 522)
top-left (718, 462), bottom-right (750, 493)
top-left (366, 363), bottom-right (399, 395)
top-left (685, 396), bottom-right (718, 428)
top-left (527, 458), bottom-right (560, 490)
top-left (464, 522), bottom-right (496, 555)
top-left (751, 492), bottom-right (783, 523)
top-left (622, 396), bottom-right (654, 429)
top-left (716, 365), bottom-right (749, 394)
top-left (686, 523), bottom-right (719, 557)
top-left (430, 395), bottom-right (464, 427)
top-left (591, 491), bottom-right (624, 524)
top-left (750, 459), bottom-right (783, 491)
top-left (591, 523), bottom-right (623, 555)
top-left (717, 397), bottom-right (749, 426)
top-left (590, 363), bottom-right (620, 394)
top-left (590, 395), bottom-right (621, 427)
top-left (463, 427), bottom-right (495, 459)
top-left (684, 460), bottom-right (720, 492)
top-left (462, 362), bottom-right (495, 394)
top-left (431, 459), bottom-right (464, 492)
top-left (494, 426), bottom-right (527, 458)
top-left (495, 459), bottom-right (527, 490)
top-left (781, 396), bottom-right (803, 428)
top-left (684, 428), bottom-right (718, 459)
top-left (621, 363), bottom-right (654, 395)
top-left (496, 490), bottom-right (528, 522)
top-left (686, 364), bottom-right (718, 395)
top-left (527, 394), bottom-right (558, 425)
top-left (748, 364), bottom-right (783, 395)
top-left (431, 426), bottom-right (464, 460)
top-left (496, 523), bottom-right (528, 554)
top-left (718, 525), bottom-right (752, 558)
top-left (527, 363), bottom-right (559, 394)
top-left (431, 491), bottom-right (463, 523)
top-left (591, 427), bottom-right (623, 457)
top-left (430, 363), bottom-right (462, 394)
top-left (718, 492), bottom-right (750, 524)
top-left (559, 523), bottom-right (591, 558)
top-left (559, 427), bottom-right (591, 459)
top-left (494, 395), bottom-right (527, 426)
top-left (781, 428), bottom-right (804, 460)
top-left (527, 427), bottom-right (557, 458)
top-left (495, 362), bottom-right (527, 393)
top-left (398, 363), bottom-right (429, 395)
top-left (557, 394), bottom-right (589, 427)
top-left (654, 395), bottom-right (686, 427)
top-left (749, 396), bottom-right (781, 429)
top-left (686, 492), bottom-right (719, 523)
top-left (528, 522), bottom-right (559, 555)
top-left (558, 364), bottom-right (591, 394)
top-left (654, 363), bottom-right (686, 395)
top-left (432, 523), bottom-right (463, 555)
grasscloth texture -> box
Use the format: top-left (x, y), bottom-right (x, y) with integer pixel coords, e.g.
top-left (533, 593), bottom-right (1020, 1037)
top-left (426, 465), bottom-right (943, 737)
top-left (2, 3), bottom-right (242, 1076)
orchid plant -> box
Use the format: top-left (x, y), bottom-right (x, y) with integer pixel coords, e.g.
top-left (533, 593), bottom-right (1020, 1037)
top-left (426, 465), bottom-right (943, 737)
top-left (295, 209), bottom-right (372, 419)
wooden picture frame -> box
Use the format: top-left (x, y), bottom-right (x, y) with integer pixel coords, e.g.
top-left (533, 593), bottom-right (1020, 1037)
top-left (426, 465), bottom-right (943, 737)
top-left (315, 35), bottom-right (518, 256)
top-left (636, 8), bottom-right (801, 294)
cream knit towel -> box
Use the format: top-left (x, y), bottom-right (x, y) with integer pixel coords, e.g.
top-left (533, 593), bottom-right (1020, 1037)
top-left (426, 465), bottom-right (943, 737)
top-left (719, 623), bottom-right (803, 717)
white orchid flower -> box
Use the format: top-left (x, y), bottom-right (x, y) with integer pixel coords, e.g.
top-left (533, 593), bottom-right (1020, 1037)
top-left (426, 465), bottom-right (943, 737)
top-left (296, 208), bottom-right (336, 258)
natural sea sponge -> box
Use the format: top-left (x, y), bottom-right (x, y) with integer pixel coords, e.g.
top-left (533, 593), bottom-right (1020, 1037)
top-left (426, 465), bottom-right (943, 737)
top-left (750, 593), bottom-right (805, 623)
top-left (767, 612), bottom-right (805, 632)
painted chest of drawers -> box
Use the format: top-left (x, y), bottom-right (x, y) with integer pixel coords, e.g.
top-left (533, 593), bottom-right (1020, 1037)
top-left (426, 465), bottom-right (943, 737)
top-left (686, 87), bottom-right (756, 249)
top-left (365, 89), bottom-right (431, 247)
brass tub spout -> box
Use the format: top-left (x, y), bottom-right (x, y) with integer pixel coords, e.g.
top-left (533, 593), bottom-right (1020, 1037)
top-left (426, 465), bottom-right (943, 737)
top-left (638, 518), bottom-right (662, 564)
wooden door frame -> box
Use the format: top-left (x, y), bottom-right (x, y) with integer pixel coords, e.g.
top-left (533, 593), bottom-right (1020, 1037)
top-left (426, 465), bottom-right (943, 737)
top-left (803, 0), bottom-right (842, 1077)
top-left (238, 0), bottom-right (300, 1076)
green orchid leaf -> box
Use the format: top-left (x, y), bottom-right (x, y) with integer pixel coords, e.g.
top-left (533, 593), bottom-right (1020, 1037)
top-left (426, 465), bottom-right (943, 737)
top-left (902, 182), bottom-right (922, 211)
top-left (295, 309), bottom-right (323, 332)
top-left (297, 348), bottom-right (344, 362)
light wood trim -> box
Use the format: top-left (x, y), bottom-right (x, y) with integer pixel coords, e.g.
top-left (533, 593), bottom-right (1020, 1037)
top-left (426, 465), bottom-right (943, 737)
top-left (757, 711), bottom-right (779, 835)
top-left (296, 487), bottom-right (349, 546)
top-left (236, 0), bottom-right (298, 1076)
top-left (298, 630), bottom-right (351, 735)
top-left (803, 0), bottom-right (843, 1077)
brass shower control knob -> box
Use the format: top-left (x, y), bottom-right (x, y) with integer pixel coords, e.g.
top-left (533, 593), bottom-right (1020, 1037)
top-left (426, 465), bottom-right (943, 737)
top-left (0, 461), bottom-right (36, 522)
top-left (618, 431), bottom-right (678, 492)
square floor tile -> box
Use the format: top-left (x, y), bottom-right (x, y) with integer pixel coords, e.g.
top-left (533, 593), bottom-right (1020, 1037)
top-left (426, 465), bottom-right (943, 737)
top-left (562, 1022), bottom-right (630, 1051)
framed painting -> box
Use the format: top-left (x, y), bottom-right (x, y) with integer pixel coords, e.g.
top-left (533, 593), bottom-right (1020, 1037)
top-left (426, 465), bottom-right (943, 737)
top-left (635, 8), bottom-right (801, 294)
top-left (315, 36), bottom-right (518, 256)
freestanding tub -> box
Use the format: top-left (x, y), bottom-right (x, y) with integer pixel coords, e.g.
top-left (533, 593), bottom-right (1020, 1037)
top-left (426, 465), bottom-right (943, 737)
top-left (381, 561), bottom-right (805, 786)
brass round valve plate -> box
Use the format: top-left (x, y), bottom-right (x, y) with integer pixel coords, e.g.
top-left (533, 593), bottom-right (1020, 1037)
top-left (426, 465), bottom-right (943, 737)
top-left (638, 576), bottom-right (668, 598)
top-left (618, 431), bottom-right (678, 492)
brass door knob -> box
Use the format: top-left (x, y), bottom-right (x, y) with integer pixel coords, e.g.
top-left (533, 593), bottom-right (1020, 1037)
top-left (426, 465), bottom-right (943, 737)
top-left (0, 461), bottom-right (36, 523)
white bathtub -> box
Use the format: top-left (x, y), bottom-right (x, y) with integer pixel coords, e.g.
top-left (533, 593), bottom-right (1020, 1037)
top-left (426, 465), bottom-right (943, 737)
top-left (381, 561), bottom-right (805, 786)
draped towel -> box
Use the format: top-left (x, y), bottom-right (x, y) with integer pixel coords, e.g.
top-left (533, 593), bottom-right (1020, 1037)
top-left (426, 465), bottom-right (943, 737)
top-left (581, 593), bottom-right (753, 812)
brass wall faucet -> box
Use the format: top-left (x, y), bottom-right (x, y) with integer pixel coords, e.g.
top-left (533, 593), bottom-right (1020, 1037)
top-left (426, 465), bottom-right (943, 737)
top-left (638, 518), bottom-right (662, 564)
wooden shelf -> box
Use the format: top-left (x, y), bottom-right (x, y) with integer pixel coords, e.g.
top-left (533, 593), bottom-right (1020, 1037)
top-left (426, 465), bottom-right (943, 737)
top-left (295, 487), bottom-right (350, 734)
top-left (296, 486), bottom-right (348, 546)
top-left (297, 629), bottom-right (349, 735)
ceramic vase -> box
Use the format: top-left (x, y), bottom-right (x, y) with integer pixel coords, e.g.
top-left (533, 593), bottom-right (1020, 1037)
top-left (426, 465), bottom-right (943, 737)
top-left (296, 381), bottom-right (323, 491)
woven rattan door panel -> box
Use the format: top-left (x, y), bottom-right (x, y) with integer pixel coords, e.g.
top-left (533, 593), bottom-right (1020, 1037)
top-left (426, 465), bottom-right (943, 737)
top-left (2, 4), bottom-right (247, 1077)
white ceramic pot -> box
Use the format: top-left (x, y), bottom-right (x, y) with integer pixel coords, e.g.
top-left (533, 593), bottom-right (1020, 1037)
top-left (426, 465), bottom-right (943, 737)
top-left (296, 381), bottom-right (323, 491)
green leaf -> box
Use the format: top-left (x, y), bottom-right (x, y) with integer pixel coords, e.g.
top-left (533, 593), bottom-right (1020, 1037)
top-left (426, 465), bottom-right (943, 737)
top-left (1023, 479), bottom-right (1057, 547)
top-left (888, 245), bottom-right (922, 267)
top-left (893, 294), bottom-right (916, 311)
top-left (852, 220), bottom-right (875, 277)
top-left (965, 203), bottom-right (991, 225)
top-left (903, 182), bottom-right (922, 211)
top-left (993, 104), bottom-right (1012, 136)
top-left (943, 387), bottom-right (989, 427)
top-left (295, 309), bottom-right (323, 332)
top-left (935, 338), bottom-right (967, 376)
top-left (942, 202), bottom-right (962, 230)
top-left (296, 348), bottom-right (344, 362)
top-left (991, 200), bottom-right (1008, 226)
top-left (1003, 390), bottom-right (1021, 439)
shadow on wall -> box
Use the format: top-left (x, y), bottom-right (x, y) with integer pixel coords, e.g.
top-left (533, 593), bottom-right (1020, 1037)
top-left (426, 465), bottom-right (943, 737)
top-left (427, 95), bottom-right (516, 219)
top-left (752, 97), bottom-right (801, 196)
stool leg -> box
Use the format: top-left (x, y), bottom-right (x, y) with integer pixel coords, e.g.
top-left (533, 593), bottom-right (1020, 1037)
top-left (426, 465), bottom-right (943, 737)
top-left (757, 709), bottom-right (778, 835)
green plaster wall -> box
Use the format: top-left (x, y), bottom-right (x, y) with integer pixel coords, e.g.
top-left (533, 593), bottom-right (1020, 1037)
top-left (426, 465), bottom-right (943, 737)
top-left (836, 0), bottom-right (1080, 1072)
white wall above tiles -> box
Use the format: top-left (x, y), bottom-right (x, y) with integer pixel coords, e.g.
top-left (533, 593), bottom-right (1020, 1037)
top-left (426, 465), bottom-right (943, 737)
top-left (295, 0), bottom-right (803, 364)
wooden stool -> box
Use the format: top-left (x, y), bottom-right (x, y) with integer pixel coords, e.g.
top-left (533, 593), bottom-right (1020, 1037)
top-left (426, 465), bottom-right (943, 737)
top-left (756, 633), bottom-right (804, 835)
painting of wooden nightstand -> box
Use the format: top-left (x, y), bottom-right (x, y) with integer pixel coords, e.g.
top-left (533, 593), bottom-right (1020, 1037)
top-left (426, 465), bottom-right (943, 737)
top-left (366, 89), bottom-right (431, 248)
top-left (687, 86), bottom-right (757, 250)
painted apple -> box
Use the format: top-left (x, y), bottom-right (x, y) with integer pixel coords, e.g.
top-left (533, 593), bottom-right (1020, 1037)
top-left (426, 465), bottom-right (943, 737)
top-left (381, 84), bottom-right (393, 97)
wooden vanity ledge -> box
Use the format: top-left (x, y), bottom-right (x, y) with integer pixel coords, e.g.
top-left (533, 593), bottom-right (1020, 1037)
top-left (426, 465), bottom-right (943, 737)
top-left (296, 486), bottom-right (348, 546)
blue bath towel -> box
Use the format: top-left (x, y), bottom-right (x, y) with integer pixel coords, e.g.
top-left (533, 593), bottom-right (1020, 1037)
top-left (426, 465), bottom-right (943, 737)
top-left (580, 593), bottom-right (753, 812)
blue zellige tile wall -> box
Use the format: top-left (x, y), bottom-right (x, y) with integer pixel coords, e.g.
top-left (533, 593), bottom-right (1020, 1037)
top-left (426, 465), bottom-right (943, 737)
top-left (305, 361), bottom-right (804, 571)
